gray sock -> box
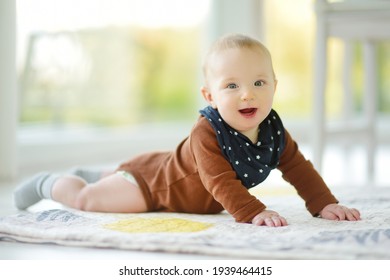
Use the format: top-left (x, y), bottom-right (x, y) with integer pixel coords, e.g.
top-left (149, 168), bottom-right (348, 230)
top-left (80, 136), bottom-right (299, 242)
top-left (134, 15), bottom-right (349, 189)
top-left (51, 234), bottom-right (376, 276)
top-left (68, 167), bottom-right (102, 183)
top-left (38, 174), bottom-right (60, 199)
top-left (13, 172), bottom-right (60, 210)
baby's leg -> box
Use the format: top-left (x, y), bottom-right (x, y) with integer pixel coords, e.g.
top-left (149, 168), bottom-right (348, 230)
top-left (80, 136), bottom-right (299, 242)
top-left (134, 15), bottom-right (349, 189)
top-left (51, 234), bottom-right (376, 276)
top-left (14, 172), bottom-right (59, 210)
top-left (67, 166), bottom-right (116, 183)
top-left (68, 167), bottom-right (103, 183)
top-left (52, 173), bottom-right (148, 213)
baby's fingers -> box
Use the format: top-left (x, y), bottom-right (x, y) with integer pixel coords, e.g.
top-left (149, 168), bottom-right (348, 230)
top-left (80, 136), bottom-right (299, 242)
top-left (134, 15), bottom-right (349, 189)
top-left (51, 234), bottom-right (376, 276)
top-left (345, 208), bottom-right (361, 221)
top-left (279, 216), bottom-right (288, 226)
top-left (265, 217), bottom-right (276, 227)
top-left (265, 216), bottom-right (288, 227)
top-left (252, 217), bottom-right (265, 226)
top-left (320, 211), bottom-right (338, 220)
top-left (251, 210), bottom-right (288, 227)
top-left (334, 207), bottom-right (346, 221)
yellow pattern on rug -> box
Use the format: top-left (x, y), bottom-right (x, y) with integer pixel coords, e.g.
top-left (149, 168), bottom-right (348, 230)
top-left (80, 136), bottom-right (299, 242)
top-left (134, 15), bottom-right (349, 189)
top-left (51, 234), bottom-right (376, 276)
top-left (104, 218), bottom-right (213, 233)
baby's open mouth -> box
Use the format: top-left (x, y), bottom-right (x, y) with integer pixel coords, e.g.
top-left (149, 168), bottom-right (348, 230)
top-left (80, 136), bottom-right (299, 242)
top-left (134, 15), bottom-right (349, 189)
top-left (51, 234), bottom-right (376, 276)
top-left (239, 108), bottom-right (257, 117)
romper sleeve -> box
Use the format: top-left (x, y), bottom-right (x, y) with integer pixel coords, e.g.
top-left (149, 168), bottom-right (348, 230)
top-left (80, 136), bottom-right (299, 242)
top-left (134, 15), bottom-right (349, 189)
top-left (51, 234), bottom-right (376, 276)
top-left (190, 117), bottom-right (267, 223)
top-left (277, 129), bottom-right (339, 216)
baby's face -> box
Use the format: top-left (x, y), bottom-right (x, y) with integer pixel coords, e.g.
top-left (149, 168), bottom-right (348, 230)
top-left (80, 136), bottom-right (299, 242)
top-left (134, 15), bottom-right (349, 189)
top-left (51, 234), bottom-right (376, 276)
top-left (202, 47), bottom-right (277, 141)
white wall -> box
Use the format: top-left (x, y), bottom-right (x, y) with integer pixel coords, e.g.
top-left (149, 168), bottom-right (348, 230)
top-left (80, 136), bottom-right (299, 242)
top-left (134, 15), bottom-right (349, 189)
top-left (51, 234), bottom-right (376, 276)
top-left (206, 0), bottom-right (264, 44)
top-left (0, 0), bottom-right (18, 180)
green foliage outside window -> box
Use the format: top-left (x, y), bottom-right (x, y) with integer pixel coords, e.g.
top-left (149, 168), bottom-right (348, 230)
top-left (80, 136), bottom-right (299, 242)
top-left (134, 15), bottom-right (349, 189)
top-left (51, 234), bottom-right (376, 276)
top-left (20, 27), bottom-right (201, 126)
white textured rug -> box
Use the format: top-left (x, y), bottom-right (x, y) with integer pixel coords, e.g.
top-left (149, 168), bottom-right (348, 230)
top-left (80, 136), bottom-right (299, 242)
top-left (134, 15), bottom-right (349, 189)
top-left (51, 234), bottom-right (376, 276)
top-left (0, 187), bottom-right (389, 259)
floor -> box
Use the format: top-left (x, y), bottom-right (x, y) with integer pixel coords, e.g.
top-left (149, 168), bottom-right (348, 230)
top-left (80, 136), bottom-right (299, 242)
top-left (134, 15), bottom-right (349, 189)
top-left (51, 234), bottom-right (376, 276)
top-left (0, 143), bottom-right (389, 260)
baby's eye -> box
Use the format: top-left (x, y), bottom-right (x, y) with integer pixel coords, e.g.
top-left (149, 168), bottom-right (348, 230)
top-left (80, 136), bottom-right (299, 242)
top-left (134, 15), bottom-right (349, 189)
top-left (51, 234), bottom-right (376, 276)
top-left (227, 83), bottom-right (238, 89)
top-left (254, 80), bottom-right (265, 87)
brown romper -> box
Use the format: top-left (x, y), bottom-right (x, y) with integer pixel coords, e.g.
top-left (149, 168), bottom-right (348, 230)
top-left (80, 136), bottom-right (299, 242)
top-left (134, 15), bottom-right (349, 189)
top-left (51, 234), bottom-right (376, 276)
top-left (116, 116), bottom-right (338, 223)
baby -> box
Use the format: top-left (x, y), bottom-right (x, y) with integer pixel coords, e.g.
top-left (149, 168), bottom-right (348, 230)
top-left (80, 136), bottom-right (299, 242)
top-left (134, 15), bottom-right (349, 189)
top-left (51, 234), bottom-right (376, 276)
top-left (14, 34), bottom-right (360, 227)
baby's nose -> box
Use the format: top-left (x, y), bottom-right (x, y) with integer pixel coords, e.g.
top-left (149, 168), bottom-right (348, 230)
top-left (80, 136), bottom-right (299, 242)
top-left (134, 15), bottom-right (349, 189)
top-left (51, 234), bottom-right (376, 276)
top-left (241, 90), bottom-right (255, 101)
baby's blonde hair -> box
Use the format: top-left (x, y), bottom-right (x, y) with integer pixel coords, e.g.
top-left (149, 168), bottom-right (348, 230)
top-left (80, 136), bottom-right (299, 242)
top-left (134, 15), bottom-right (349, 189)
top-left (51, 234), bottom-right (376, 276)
top-left (202, 34), bottom-right (276, 82)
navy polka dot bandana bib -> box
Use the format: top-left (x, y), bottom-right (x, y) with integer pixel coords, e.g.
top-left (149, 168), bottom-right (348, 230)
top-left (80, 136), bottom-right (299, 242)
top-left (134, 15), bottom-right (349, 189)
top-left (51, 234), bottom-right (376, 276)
top-left (199, 106), bottom-right (285, 189)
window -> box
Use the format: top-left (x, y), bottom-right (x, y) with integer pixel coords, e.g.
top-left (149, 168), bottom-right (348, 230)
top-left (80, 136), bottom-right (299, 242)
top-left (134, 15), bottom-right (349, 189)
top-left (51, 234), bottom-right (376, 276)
top-left (17, 0), bottom-right (210, 127)
top-left (264, 0), bottom-right (390, 119)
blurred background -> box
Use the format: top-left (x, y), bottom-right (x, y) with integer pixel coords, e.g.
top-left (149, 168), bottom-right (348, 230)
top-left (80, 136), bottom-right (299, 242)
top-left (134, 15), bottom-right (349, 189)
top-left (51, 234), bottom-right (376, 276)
top-left (1, 0), bottom-right (389, 187)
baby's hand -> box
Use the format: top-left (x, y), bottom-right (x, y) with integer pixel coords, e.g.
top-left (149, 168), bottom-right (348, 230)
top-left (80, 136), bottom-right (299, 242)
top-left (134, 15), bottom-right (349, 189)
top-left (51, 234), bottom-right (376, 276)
top-left (319, 204), bottom-right (361, 221)
top-left (251, 210), bottom-right (288, 227)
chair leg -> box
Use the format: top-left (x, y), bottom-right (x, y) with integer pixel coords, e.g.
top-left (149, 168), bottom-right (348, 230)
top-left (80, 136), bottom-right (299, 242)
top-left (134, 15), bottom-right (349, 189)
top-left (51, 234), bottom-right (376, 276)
top-left (342, 41), bottom-right (354, 181)
top-left (363, 41), bottom-right (377, 183)
top-left (312, 12), bottom-right (328, 173)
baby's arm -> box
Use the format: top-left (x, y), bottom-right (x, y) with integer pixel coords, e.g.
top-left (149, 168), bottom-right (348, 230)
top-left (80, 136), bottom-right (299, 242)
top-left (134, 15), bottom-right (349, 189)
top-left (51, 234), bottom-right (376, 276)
top-left (319, 204), bottom-right (361, 221)
top-left (251, 210), bottom-right (288, 227)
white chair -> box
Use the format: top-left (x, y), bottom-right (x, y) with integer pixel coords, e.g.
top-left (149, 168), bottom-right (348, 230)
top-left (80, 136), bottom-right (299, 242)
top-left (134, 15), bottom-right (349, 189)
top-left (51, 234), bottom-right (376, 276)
top-left (312, 0), bottom-right (390, 183)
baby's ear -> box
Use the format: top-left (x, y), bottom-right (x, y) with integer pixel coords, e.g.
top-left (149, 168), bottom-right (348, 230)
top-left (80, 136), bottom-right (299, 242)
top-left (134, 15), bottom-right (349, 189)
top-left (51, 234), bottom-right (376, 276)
top-left (200, 86), bottom-right (216, 108)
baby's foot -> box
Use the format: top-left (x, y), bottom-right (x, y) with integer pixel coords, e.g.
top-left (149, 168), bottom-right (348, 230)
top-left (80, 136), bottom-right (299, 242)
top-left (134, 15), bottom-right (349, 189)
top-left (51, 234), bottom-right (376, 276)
top-left (13, 172), bottom-right (50, 210)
